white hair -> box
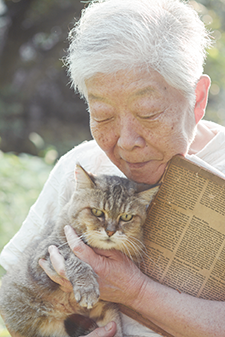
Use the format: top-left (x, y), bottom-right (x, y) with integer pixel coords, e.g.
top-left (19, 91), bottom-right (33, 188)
top-left (66, 0), bottom-right (211, 102)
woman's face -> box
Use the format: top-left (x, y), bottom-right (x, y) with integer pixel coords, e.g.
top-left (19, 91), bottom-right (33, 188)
top-left (86, 69), bottom-right (196, 184)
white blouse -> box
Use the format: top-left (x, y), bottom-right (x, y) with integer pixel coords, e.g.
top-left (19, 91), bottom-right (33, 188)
top-left (1, 121), bottom-right (225, 337)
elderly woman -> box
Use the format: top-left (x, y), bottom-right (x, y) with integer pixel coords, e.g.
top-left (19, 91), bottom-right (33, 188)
top-left (1, 0), bottom-right (225, 336)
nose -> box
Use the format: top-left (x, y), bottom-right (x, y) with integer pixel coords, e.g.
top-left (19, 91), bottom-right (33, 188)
top-left (106, 220), bottom-right (117, 237)
top-left (117, 116), bottom-right (145, 151)
top-left (106, 230), bottom-right (115, 237)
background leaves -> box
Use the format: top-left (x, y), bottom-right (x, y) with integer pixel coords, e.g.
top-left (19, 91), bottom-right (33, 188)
top-left (0, 0), bottom-right (225, 157)
top-left (0, 0), bottom-right (225, 335)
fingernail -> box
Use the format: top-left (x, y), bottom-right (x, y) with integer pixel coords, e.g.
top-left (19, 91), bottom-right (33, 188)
top-left (64, 225), bottom-right (71, 235)
top-left (38, 258), bottom-right (45, 267)
top-left (48, 245), bottom-right (56, 253)
top-left (105, 322), bottom-right (114, 331)
top-left (64, 225), bottom-right (69, 233)
top-left (64, 226), bottom-right (80, 242)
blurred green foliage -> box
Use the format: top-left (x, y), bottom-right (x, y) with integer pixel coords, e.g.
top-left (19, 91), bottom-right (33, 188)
top-left (0, 151), bottom-right (53, 279)
top-left (193, 0), bottom-right (225, 126)
top-left (0, 0), bottom-right (91, 156)
top-left (0, 0), bottom-right (225, 157)
top-left (0, 0), bottom-right (225, 334)
top-left (0, 151), bottom-right (53, 334)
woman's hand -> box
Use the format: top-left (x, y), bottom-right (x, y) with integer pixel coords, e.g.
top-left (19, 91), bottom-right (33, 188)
top-left (39, 225), bottom-right (147, 306)
top-left (39, 245), bottom-right (73, 293)
top-left (80, 322), bottom-right (117, 337)
top-left (3, 318), bottom-right (116, 337)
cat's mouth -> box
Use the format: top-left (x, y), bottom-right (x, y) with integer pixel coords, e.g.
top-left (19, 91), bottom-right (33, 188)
top-left (84, 230), bottom-right (118, 249)
top-left (96, 237), bottom-right (117, 249)
top-left (101, 237), bottom-right (114, 243)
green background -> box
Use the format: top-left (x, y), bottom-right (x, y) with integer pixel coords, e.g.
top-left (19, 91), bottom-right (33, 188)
top-left (0, 0), bottom-right (225, 335)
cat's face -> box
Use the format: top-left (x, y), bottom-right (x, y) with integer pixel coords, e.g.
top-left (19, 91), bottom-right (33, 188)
top-left (67, 165), bottom-right (159, 260)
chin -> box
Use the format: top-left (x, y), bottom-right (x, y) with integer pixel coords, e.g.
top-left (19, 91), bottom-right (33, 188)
top-left (125, 164), bottom-right (166, 185)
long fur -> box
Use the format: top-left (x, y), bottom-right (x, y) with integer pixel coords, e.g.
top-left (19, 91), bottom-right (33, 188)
top-left (0, 165), bottom-right (159, 337)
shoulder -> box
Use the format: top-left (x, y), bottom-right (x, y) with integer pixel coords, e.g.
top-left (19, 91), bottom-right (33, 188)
top-left (201, 120), bottom-right (225, 134)
top-left (55, 139), bottom-right (124, 177)
top-left (55, 139), bottom-right (100, 171)
top-left (47, 139), bottom-right (124, 206)
top-left (188, 120), bottom-right (225, 176)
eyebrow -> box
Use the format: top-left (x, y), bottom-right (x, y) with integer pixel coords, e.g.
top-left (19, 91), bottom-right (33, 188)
top-left (132, 86), bottom-right (156, 97)
top-left (88, 93), bottom-right (104, 101)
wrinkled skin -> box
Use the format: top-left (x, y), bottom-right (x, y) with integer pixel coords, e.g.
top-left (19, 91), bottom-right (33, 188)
top-left (87, 69), bottom-right (198, 185)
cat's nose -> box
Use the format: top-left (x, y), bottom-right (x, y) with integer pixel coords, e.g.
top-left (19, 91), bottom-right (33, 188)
top-left (106, 230), bottom-right (115, 237)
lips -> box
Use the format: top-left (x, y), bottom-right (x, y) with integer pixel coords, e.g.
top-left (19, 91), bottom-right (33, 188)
top-left (125, 161), bottom-right (150, 169)
top-left (118, 157), bottom-right (166, 184)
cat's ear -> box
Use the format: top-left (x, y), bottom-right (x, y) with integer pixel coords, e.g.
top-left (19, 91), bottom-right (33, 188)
top-left (137, 184), bottom-right (160, 205)
top-left (75, 164), bottom-right (96, 190)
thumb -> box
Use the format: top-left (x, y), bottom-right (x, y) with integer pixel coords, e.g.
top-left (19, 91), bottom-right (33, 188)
top-left (85, 322), bottom-right (117, 337)
top-left (64, 225), bottom-right (100, 265)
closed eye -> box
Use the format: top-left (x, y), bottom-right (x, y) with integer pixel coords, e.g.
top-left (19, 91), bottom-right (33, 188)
top-left (92, 116), bottom-right (114, 123)
top-left (120, 214), bottom-right (133, 222)
top-left (137, 110), bottom-right (164, 120)
top-left (91, 208), bottom-right (104, 217)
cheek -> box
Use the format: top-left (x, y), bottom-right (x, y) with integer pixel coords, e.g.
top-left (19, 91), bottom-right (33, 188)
top-left (121, 218), bottom-right (143, 237)
top-left (159, 111), bottom-right (184, 140)
top-left (90, 121), bottom-right (118, 151)
top-left (162, 122), bottom-right (189, 155)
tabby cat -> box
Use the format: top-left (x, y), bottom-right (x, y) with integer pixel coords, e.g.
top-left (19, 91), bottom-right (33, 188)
top-left (0, 164), bottom-right (159, 337)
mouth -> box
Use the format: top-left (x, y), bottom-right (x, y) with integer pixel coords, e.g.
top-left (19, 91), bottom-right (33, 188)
top-left (117, 157), bottom-right (167, 184)
top-left (125, 161), bottom-right (151, 169)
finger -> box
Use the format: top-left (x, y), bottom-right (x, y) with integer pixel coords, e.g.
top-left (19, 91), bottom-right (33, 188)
top-left (38, 248), bottom-right (73, 293)
top-left (38, 258), bottom-right (73, 293)
top-left (48, 245), bottom-right (67, 279)
top-left (64, 225), bottom-right (100, 265)
top-left (81, 322), bottom-right (117, 337)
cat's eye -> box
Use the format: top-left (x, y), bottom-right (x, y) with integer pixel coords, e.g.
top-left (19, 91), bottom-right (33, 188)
top-left (120, 214), bottom-right (133, 222)
top-left (91, 208), bottom-right (104, 217)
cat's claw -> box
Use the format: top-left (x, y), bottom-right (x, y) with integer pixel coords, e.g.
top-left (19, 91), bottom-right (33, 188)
top-left (74, 284), bottom-right (100, 309)
top-left (73, 271), bottom-right (100, 309)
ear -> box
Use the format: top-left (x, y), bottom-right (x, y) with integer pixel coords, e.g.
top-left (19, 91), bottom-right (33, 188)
top-left (75, 164), bottom-right (95, 190)
top-left (194, 75), bottom-right (211, 124)
top-left (137, 184), bottom-right (160, 205)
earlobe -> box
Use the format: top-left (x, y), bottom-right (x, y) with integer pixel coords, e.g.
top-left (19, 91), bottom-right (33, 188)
top-left (194, 75), bottom-right (211, 124)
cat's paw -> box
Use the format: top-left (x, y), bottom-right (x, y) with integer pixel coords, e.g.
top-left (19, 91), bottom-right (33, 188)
top-left (73, 274), bottom-right (100, 309)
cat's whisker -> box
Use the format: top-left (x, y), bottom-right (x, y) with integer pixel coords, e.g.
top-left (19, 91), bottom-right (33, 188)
top-left (129, 241), bottom-right (152, 270)
top-left (121, 236), bottom-right (142, 259)
top-left (56, 241), bottom-right (69, 249)
top-left (130, 236), bottom-right (142, 251)
top-left (121, 236), bottom-right (153, 271)
top-left (120, 236), bottom-right (161, 275)
top-left (132, 247), bottom-right (147, 271)
top-left (57, 234), bottom-right (86, 250)
top-left (119, 240), bottom-right (135, 263)
top-left (128, 236), bottom-right (151, 259)
top-left (127, 244), bottom-right (143, 268)
top-left (82, 231), bottom-right (93, 242)
top-left (129, 238), bottom-right (163, 275)
top-left (128, 235), bottom-right (147, 253)
top-left (119, 245), bottom-right (132, 262)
